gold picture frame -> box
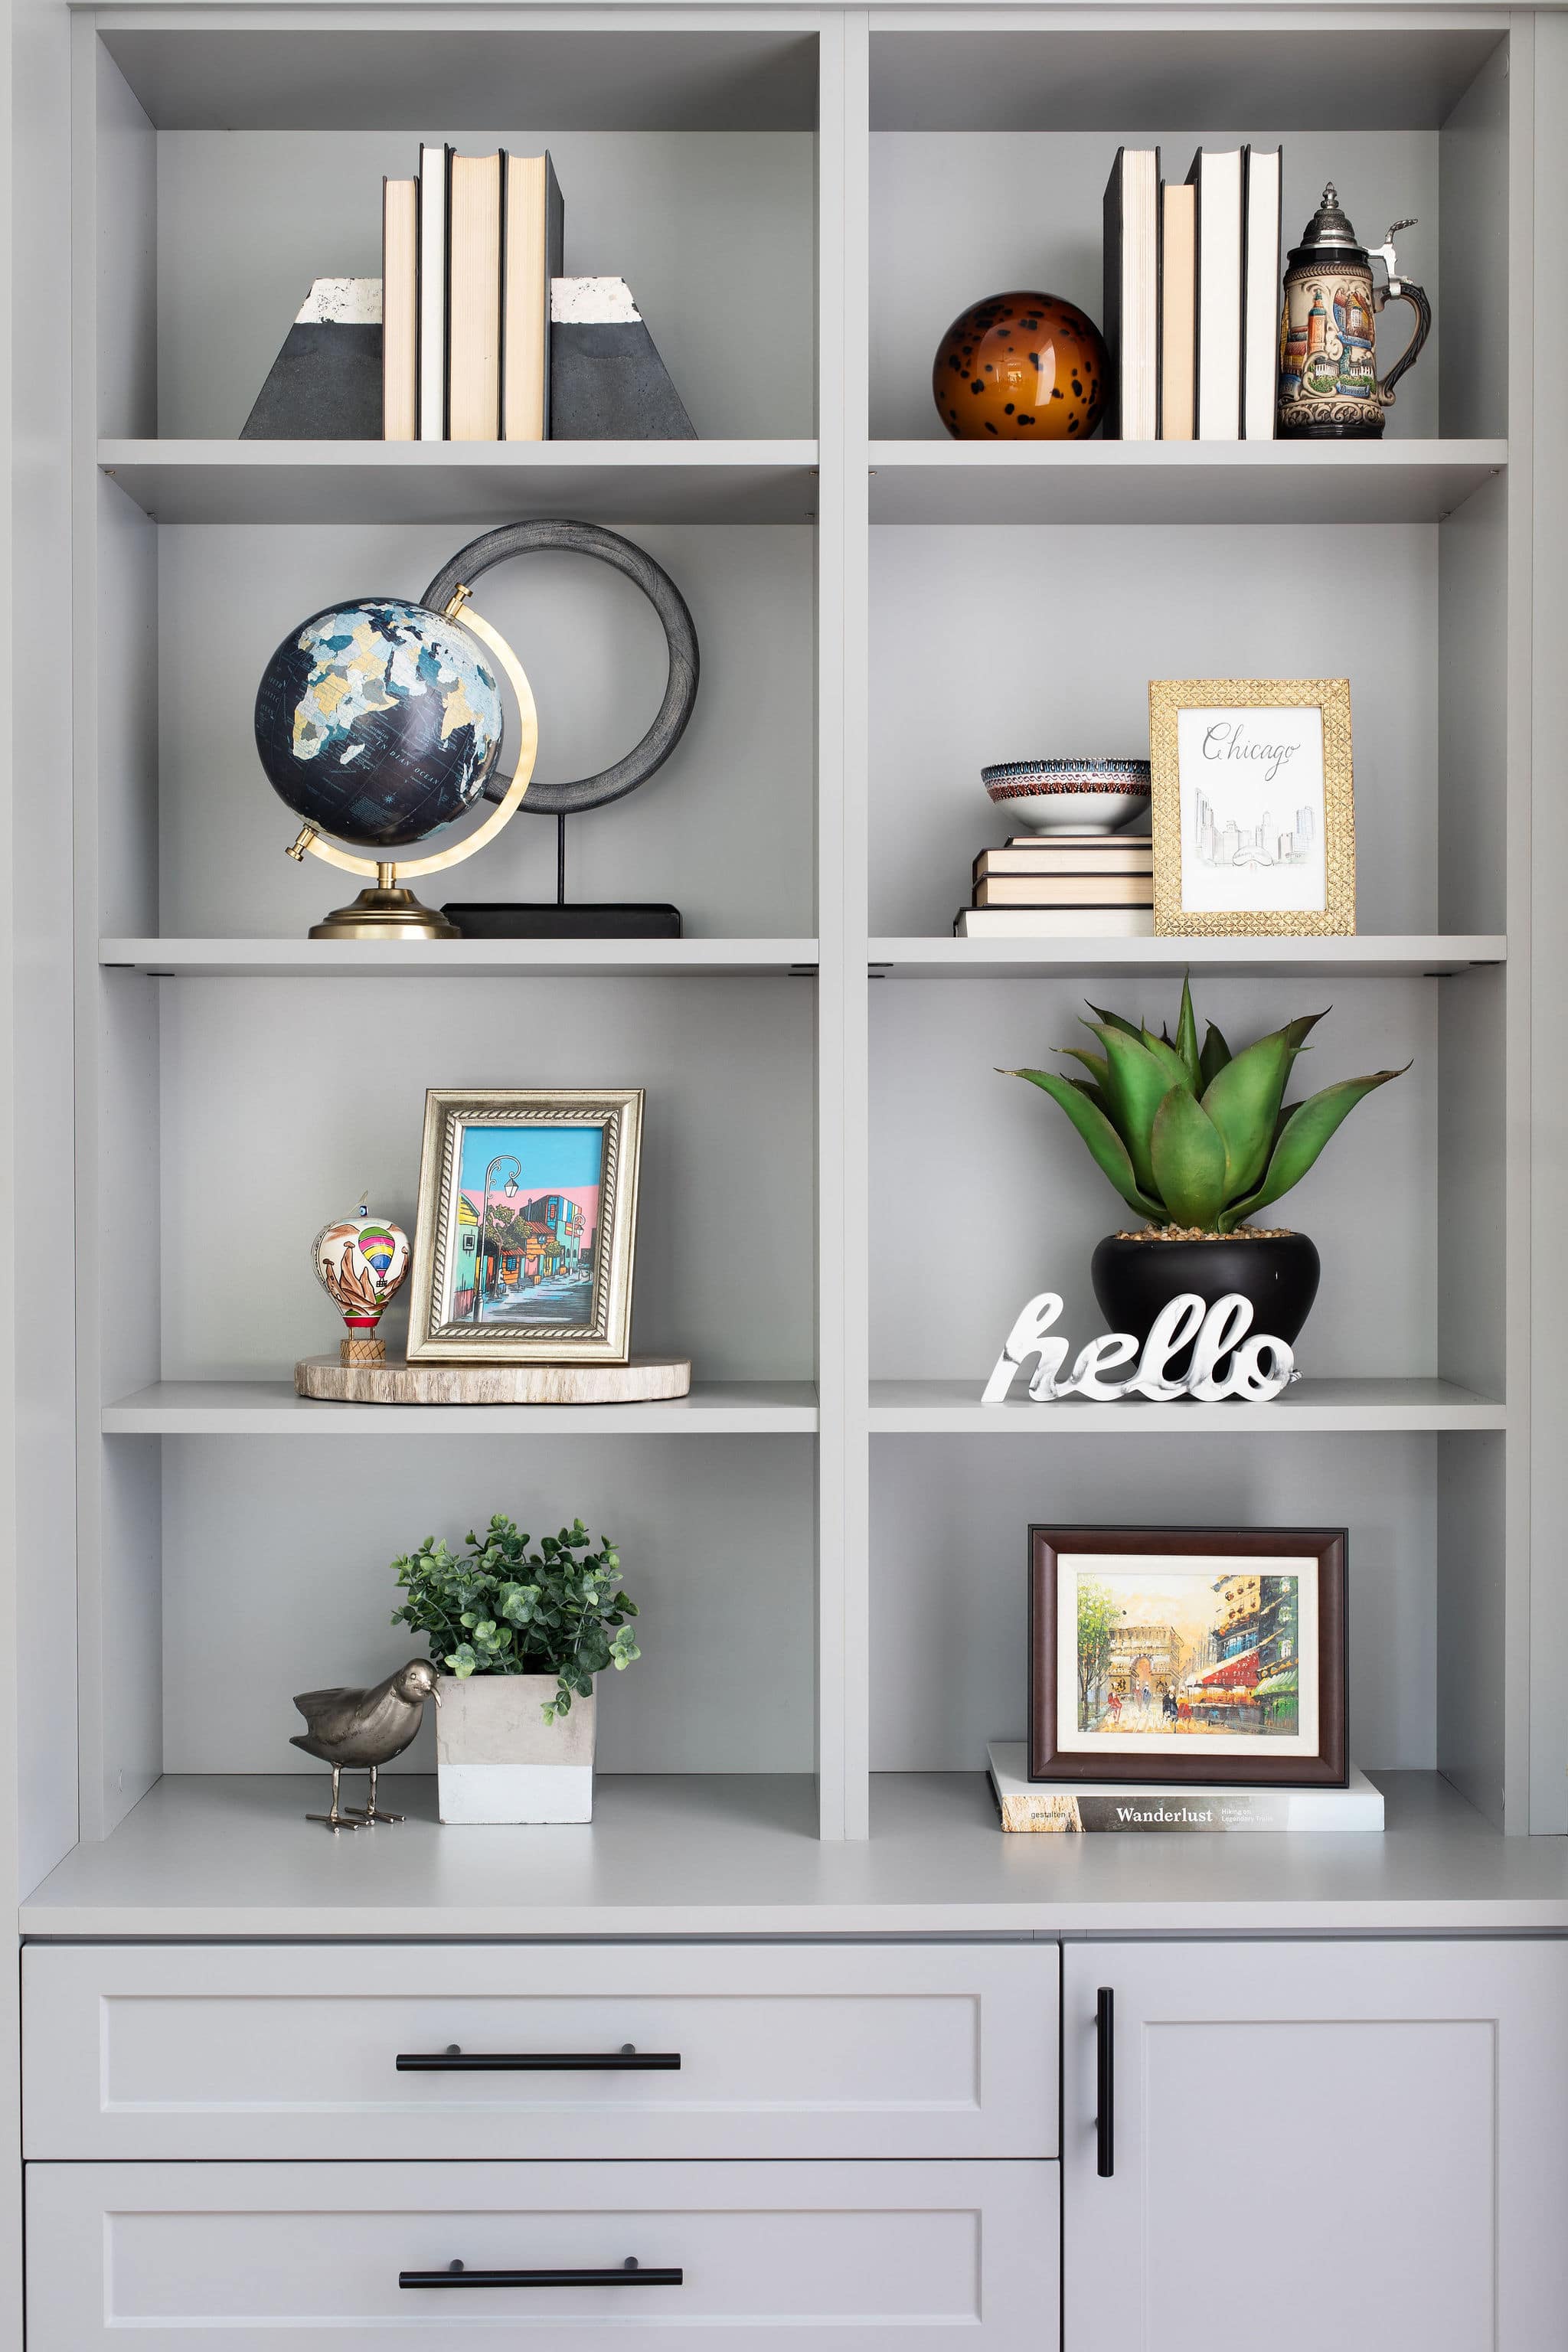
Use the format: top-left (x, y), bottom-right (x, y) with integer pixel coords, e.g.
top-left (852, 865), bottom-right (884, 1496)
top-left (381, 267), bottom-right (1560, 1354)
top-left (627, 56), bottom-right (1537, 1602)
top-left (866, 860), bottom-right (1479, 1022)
top-left (1148, 677), bottom-right (1355, 936)
top-left (407, 1088), bottom-right (643, 1364)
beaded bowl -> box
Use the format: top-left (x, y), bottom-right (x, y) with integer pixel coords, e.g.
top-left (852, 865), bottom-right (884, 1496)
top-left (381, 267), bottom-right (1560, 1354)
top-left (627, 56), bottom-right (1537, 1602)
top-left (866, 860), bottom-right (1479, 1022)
top-left (982, 757), bottom-right (1152, 834)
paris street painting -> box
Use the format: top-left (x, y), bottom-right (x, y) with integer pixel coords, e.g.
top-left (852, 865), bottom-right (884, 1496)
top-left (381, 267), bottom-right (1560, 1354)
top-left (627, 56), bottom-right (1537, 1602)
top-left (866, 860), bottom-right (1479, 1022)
top-left (1060, 1552), bottom-right (1320, 1761)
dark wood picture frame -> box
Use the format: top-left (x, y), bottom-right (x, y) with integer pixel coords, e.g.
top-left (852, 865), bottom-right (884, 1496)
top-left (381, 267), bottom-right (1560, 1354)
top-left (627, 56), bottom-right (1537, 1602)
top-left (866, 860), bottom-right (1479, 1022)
top-left (1028, 1525), bottom-right (1348, 1788)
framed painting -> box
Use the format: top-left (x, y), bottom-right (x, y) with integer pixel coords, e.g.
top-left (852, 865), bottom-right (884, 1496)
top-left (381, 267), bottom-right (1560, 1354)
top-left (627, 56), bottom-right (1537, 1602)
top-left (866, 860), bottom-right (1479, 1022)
top-left (407, 1087), bottom-right (643, 1364)
top-left (1148, 676), bottom-right (1355, 936)
top-left (1028, 1525), bottom-right (1348, 1787)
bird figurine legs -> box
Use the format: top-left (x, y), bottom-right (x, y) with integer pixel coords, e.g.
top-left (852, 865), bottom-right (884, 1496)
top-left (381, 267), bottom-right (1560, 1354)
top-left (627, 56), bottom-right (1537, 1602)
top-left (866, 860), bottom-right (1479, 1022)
top-left (305, 1763), bottom-right (364, 1832)
top-left (345, 1763), bottom-right (405, 1827)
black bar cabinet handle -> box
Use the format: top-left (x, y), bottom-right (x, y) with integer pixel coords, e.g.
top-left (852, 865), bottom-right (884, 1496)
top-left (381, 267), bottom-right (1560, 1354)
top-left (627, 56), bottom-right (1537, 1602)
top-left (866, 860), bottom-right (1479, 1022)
top-left (397, 2047), bottom-right (680, 2073)
top-left (1095, 1987), bottom-right (1115, 2177)
top-left (401, 2260), bottom-right (683, 2290)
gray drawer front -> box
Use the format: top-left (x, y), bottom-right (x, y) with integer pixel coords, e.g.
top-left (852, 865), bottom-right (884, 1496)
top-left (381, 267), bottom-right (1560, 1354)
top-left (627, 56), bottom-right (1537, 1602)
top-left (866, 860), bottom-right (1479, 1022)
top-left (24, 1941), bottom-right (1059, 2159)
top-left (25, 2159), bottom-right (1060, 2348)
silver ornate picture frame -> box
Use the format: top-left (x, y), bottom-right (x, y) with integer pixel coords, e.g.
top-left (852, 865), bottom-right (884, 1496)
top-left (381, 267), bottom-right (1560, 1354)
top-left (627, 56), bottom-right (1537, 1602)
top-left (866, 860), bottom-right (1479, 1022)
top-left (407, 1088), bottom-right (643, 1365)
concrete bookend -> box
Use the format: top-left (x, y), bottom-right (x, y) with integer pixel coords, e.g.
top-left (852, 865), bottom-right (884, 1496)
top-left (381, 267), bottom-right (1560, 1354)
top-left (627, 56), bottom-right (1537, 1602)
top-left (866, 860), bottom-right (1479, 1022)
top-left (241, 278), bottom-right (384, 440)
top-left (550, 276), bottom-right (697, 439)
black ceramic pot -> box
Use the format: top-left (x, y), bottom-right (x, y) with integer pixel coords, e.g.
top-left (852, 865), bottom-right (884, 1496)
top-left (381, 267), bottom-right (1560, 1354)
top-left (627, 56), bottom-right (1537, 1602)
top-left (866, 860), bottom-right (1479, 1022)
top-left (1090, 1233), bottom-right (1321, 1380)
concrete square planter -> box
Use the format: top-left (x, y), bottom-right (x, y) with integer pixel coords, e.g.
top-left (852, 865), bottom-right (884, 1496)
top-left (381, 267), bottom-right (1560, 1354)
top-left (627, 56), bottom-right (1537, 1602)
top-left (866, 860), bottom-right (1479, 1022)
top-left (435, 1673), bottom-right (596, 1824)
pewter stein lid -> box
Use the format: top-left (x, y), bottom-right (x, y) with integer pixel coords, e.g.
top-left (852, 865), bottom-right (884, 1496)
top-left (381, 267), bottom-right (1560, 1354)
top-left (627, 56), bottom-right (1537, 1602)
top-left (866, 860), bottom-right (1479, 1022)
top-left (1294, 182), bottom-right (1364, 253)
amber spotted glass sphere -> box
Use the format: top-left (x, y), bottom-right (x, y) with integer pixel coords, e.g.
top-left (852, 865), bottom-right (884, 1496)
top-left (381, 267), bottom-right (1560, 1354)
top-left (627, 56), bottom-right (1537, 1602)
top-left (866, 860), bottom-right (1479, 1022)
top-left (933, 290), bottom-right (1109, 440)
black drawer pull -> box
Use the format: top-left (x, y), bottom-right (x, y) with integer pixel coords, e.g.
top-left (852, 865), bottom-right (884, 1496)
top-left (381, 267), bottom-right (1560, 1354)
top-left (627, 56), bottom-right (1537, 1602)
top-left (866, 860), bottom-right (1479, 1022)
top-left (1095, 1986), bottom-right (1115, 2178)
top-left (401, 2257), bottom-right (683, 2290)
top-left (397, 2041), bottom-right (680, 2073)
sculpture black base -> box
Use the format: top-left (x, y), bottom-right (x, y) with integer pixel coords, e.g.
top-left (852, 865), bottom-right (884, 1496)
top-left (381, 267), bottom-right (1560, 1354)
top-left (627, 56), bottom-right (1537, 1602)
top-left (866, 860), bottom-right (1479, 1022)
top-left (443, 902), bottom-right (684, 939)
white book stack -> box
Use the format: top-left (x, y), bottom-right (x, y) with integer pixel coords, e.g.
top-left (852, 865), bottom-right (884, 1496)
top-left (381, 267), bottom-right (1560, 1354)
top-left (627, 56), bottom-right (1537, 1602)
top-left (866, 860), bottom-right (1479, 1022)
top-left (956, 831), bottom-right (1155, 939)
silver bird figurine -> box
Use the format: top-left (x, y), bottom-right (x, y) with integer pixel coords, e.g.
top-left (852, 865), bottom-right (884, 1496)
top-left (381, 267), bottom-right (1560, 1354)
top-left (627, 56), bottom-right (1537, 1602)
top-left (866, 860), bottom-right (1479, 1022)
top-left (290, 1658), bottom-right (441, 1831)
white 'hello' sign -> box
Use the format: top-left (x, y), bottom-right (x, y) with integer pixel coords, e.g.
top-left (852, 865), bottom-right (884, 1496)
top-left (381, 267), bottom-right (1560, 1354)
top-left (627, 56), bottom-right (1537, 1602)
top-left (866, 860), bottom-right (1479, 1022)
top-left (982, 1290), bottom-right (1298, 1406)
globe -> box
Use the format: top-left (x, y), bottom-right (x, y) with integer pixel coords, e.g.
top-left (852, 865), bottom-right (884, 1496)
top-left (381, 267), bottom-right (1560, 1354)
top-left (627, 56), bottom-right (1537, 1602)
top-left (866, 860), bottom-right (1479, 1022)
top-left (253, 597), bottom-right (505, 851)
top-left (932, 291), bottom-right (1109, 441)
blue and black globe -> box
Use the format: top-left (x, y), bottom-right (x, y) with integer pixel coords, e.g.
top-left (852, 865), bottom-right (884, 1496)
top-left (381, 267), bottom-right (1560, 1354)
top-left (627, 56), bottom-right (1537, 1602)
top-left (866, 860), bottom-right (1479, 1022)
top-left (253, 598), bottom-right (504, 851)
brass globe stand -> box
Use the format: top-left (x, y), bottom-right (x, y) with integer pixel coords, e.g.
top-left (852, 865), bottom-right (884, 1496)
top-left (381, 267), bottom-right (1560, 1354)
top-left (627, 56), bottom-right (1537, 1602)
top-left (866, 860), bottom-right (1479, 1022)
top-left (284, 593), bottom-right (538, 942)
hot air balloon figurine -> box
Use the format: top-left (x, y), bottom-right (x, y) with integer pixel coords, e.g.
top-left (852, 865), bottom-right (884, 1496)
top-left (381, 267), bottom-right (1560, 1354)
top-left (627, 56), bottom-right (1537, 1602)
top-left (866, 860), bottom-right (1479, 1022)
top-left (312, 1196), bottom-right (411, 1365)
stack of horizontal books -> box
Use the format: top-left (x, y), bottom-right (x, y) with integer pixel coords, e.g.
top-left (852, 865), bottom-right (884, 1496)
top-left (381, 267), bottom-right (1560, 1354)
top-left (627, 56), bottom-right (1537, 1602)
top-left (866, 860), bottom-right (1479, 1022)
top-left (956, 833), bottom-right (1155, 938)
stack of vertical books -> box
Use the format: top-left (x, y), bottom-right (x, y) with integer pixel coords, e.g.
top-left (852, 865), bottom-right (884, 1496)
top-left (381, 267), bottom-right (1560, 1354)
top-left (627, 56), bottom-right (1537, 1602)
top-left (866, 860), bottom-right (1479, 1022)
top-left (1102, 143), bottom-right (1282, 441)
top-left (955, 833), bottom-right (1155, 938)
top-left (381, 145), bottom-right (564, 443)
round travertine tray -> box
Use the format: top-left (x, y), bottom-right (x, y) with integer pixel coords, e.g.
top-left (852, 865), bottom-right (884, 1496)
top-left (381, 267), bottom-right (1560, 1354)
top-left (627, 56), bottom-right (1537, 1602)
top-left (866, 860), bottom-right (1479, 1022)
top-left (294, 1355), bottom-right (693, 1405)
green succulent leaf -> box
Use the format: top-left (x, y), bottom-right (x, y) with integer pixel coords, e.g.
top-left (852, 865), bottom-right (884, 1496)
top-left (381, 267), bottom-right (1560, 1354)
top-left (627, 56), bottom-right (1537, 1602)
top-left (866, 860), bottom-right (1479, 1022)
top-left (1149, 1084), bottom-right (1229, 1230)
top-left (1080, 1023), bottom-right (1182, 1195)
top-left (1086, 1001), bottom-right (1143, 1040)
top-left (1200, 1024), bottom-right (1301, 1200)
top-left (1175, 977), bottom-right (1203, 1094)
top-left (1005, 1069), bottom-right (1162, 1220)
top-left (1139, 1027), bottom-right (1194, 1095)
top-left (1057, 1045), bottom-right (1110, 1087)
top-left (1219, 1065), bottom-right (1410, 1230)
top-left (1198, 1021), bottom-right (1233, 1091)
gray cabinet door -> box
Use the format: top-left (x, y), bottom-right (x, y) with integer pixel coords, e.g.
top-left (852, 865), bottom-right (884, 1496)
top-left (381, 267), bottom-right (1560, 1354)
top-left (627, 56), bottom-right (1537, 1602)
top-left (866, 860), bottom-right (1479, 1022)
top-left (26, 2159), bottom-right (1060, 2348)
top-left (1063, 1939), bottom-right (1568, 2352)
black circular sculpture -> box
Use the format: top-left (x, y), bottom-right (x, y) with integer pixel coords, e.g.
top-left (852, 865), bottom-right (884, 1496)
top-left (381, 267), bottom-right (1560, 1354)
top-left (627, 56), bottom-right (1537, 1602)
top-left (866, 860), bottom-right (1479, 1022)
top-left (420, 520), bottom-right (700, 818)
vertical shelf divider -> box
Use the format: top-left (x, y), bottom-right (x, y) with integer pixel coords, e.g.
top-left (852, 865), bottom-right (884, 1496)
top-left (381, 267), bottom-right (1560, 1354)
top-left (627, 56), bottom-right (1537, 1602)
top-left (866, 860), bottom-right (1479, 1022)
top-left (814, 9), bottom-right (867, 1839)
top-left (838, 10), bottom-right (874, 1841)
top-left (1528, 10), bottom-right (1568, 1831)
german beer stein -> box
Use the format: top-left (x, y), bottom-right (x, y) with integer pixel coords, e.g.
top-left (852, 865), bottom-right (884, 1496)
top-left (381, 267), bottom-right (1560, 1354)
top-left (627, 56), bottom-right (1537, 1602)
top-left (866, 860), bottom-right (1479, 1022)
top-left (1276, 184), bottom-right (1431, 437)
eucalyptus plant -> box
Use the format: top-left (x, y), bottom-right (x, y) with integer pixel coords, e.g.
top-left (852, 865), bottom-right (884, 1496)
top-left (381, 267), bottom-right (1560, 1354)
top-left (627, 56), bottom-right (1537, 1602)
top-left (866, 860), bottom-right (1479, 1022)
top-left (390, 1514), bottom-right (639, 1723)
top-left (1004, 978), bottom-right (1406, 1236)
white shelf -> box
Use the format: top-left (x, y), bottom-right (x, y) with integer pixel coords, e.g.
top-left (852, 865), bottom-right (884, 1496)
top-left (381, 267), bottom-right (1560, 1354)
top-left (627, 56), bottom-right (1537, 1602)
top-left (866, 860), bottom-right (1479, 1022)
top-left (870, 24), bottom-right (1504, 133)
top-left (120, 443), bottom-right (1505, 532)
top-left (21, 1770), bottom-right (1568, 1940)
top-left (103, 1380), bottom-right (818, 1436)
top-left (101, 938), bottom-right (821, 980)
top-left (101, 22), bottom-right (821, 132)
top-left (871, 936), bottom-right (1504, 981)
top-left (868, 441), bottom-right (1508, 527)
top-left (98, 440), bottom-right (821, 527)
top-left (868, 1379), bottom-right (1506, 1436)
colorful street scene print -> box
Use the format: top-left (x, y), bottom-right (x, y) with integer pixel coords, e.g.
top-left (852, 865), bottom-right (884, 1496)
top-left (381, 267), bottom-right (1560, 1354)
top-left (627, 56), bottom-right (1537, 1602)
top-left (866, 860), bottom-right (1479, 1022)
top-left (1066, 1558), bottom-right (1311, 1751)
top-left (452, 1122), bottom-right (603, 1328)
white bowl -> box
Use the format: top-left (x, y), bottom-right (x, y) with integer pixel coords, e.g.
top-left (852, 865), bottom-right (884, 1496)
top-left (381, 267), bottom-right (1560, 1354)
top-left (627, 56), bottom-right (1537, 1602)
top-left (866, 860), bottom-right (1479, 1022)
top-left (982, 758), bottom-right (1152, 835)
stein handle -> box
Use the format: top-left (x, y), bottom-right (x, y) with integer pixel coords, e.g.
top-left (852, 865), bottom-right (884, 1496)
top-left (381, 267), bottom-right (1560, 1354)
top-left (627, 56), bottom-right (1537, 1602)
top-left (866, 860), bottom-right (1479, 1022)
top-left (1374, 279), bottom-right (1432, 407)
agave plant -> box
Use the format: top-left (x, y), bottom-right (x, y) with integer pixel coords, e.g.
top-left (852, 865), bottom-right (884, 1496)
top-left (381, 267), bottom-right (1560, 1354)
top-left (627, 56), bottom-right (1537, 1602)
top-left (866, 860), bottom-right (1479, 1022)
top-left (1004, 978), bottom-right (1407, 1236)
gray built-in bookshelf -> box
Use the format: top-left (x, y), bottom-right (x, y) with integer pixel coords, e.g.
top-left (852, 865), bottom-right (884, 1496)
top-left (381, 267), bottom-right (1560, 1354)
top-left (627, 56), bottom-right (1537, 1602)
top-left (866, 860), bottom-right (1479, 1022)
top-left (7, 1), bottom-right (1568, 1934)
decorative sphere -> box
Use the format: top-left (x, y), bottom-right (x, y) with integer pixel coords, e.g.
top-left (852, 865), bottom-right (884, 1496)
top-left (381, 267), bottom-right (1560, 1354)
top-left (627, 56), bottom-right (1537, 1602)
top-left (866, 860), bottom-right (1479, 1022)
top-left (254, 598), bottom-right (504, 851)
top-left (932, 292), bottom-right (1109, 440)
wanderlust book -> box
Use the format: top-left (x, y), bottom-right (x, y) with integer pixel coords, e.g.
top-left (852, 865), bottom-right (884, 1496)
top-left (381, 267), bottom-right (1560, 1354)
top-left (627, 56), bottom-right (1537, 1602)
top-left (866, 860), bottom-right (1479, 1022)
top-left (987, 1743), bottom-right (1384, 1832)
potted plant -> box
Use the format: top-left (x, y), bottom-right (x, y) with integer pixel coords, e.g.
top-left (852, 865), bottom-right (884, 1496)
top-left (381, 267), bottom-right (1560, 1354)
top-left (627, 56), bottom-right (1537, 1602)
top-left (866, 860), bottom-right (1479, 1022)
top-left (1004, 978), bottom-right (1407, 1370)
top-left (390, 1514), bottom-right (639, 1823)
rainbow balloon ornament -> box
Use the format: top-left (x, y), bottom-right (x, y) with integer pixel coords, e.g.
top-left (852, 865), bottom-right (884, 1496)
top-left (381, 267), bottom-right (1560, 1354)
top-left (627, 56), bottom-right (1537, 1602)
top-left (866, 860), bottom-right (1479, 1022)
top-left (312, 1197), bottom-right (412, 1365)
